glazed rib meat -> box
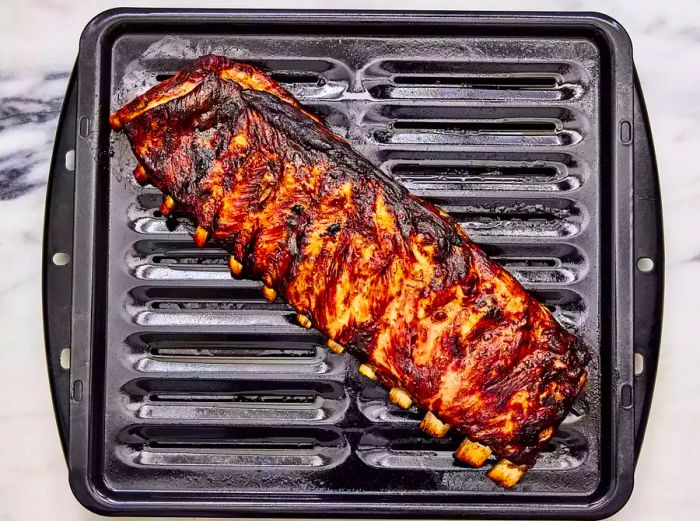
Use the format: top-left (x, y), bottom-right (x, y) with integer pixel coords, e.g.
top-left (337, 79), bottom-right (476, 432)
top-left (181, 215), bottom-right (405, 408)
top-left (110, 55), bottom-right (590, 487)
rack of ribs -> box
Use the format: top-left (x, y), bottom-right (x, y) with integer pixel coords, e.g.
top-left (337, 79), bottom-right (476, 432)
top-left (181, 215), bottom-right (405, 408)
top-left (110, 55), bottom-right (590, 488)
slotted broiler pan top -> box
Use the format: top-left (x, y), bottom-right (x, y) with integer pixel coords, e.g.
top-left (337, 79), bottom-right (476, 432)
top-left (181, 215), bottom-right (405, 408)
top-left (43, 9), bottom-right (663, 520)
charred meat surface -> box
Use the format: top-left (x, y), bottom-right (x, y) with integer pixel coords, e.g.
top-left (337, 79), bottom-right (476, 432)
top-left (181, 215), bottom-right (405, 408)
top-left (110, 55), bottom-right (590, 487)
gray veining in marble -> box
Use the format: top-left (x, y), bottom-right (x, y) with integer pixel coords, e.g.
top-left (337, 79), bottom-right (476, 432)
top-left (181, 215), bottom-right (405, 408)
top-left (0, 74), bottom-right (68, 200)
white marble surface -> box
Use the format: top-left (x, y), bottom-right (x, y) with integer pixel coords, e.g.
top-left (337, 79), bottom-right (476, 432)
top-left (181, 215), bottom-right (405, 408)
top-left (0, 0), bottom-right (698, 519)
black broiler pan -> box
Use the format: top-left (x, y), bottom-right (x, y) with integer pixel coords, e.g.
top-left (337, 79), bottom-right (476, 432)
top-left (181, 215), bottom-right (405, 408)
top-left (43, 9), bottom-right (663, 519)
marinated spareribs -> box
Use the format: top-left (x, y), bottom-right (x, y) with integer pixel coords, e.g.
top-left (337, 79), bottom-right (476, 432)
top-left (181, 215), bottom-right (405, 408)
top-left (110, 55), bottom-right (590, 487)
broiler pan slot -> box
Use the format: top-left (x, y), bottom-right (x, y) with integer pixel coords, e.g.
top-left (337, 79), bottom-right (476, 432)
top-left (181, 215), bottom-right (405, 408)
top-left (357, 426), bottom-right (589, 471)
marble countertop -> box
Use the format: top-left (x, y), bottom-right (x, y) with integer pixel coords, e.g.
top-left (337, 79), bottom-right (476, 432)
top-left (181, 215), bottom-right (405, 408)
top-left (0, 0), bottom-right (697, 519)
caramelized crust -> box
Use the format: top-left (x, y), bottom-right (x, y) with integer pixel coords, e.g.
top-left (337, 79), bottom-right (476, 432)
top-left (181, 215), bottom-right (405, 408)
top-left (111, 55), bottom-right (590, 473)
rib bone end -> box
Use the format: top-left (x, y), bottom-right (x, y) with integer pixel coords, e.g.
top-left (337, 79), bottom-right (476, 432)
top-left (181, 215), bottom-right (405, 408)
top-left (358, 364), bottom-right (377, 380)
top-left (228, 256), bottom-right (243, 277)
top-left (454, 438), bottom-right (492, 467)
top-left (388, 388), bottom-right (413, 409)
top-left (538, 426), bottom-right (554, 443)
top-left (160, 195), bottom-right (175, 216)
top-left (193, 226), bottom-right (208, 247)
top-left (486, 459), bottom-right (527, 488)
top-left (296, 314), bottom-right (312, 329)
top-left (134, 164), bottom-right (148, 184)
top-left (420, 411), bottom-right (450, 438)
top-left (326, 339), bottom-right (344, 354)
top-left (262, 285), bottom-right (277, 302)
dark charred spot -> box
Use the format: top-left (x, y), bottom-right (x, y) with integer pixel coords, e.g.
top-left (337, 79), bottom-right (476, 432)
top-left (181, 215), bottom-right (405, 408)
top-left (521, 307), bottom-right (531, 323)
top-left (451, 337), bottom-right (461, 357)
top-left (165, 215), bottom-right (179, 232)
top-left (541, 368), bottom-right (558, 383)
top-left (433, 310), bottom-right (447, 322)
top-left (485, 307), bottom-right (504, 323)
top-left (193, 146), bottom-right (215, 179)
top-left (213, 133), bottom-right (227, 156)
top-left (436, 236), bottom-right (451, 257)
top-left (551, 403), bottom-right (565, 417)
top-left (451, 233), bottom-right (463, 247)
top-left (268, 159), bottom-right (280, 170)
top-left (209, 211), bottom-right (222, 234)
top-left (495, 394), bottom-right (508, 408)
top-left (327, 223), bottom-right (341, 235)
top-left (520, 426), bottom-right (541, 445)
top-left (415, 219), bottom-right (442, 244)
top-left (348, 327), bottom-right (377, 349)
top-left (292, 204), bottom-right (304, 215)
